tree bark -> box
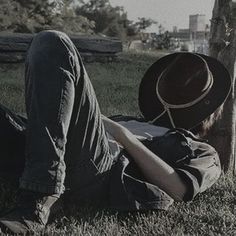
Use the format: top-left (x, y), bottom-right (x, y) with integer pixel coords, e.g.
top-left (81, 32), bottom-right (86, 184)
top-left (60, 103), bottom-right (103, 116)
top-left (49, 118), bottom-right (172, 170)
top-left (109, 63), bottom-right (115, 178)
top-left (208, 0), bottom-right (236, 171)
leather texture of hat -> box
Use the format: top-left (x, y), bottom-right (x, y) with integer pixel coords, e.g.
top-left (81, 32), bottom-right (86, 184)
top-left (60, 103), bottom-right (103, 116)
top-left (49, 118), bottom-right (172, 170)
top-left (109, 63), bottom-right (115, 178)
top-left (139, 52), bottom-right (232, 129)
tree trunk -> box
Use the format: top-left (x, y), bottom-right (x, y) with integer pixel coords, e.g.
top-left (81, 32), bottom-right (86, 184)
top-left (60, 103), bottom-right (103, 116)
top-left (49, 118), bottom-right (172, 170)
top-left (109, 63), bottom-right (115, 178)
top-left (208, 0), bottom-right (236, 171)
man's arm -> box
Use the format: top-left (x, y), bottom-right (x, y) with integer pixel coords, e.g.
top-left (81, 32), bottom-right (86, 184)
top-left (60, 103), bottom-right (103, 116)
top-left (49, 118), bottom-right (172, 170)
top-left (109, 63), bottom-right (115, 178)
top-left (102, 115), bottom-right (187, 201)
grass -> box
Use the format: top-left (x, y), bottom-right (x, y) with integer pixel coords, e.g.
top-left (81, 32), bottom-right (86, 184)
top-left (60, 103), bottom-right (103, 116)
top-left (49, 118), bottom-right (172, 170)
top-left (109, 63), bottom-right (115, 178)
top-left (0, 51), bottom-right (236, 235)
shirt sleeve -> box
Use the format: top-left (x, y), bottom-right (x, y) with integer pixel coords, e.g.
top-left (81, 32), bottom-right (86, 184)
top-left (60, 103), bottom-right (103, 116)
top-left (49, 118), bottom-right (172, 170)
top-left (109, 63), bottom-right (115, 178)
top-left (174, 141), bottom-right (221, 202)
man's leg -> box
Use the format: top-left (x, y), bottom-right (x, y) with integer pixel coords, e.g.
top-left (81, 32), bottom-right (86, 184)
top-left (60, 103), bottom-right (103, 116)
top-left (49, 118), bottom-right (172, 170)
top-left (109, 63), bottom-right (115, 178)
top-left (0, 30), bottom-right (113, 234)
top-left (0, 104), bottom-right (26, 183)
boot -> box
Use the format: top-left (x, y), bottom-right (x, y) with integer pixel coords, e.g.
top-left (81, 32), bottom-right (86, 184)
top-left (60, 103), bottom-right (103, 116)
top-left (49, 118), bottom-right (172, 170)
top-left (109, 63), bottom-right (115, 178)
top-left (0, 190), bottom-right (62, 234)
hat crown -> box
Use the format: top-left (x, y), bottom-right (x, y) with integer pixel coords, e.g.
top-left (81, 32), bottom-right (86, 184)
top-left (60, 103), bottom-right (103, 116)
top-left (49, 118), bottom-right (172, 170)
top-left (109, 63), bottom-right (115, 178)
top-left (157, 53), bottom-right (213, 107)
top-left (139, 52), bottom-right (232, 129)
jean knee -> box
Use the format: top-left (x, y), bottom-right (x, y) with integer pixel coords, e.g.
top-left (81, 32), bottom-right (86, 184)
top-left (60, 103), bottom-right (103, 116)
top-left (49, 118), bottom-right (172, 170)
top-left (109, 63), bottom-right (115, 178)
top-left (28, 31), bottom-right (77, 71)
top-left (34, 30), bottom-right (69, 44)
top-left (28, 30), bottom-right (72, 56)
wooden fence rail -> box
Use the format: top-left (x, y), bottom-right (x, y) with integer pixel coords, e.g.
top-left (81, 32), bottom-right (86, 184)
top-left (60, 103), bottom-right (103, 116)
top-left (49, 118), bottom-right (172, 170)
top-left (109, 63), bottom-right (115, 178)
top-left (0, 33), bottom-right (122, 63)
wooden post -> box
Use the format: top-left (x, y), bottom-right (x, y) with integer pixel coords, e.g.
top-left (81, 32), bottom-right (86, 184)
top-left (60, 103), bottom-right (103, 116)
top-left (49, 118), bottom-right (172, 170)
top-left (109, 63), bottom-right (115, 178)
top-left (208, 0), bottom-right (236, 171)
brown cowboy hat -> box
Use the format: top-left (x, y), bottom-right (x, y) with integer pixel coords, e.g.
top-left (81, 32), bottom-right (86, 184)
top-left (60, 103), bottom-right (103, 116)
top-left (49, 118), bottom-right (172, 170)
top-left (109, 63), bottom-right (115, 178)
top-left (138, 52), bottom-right (232, 129)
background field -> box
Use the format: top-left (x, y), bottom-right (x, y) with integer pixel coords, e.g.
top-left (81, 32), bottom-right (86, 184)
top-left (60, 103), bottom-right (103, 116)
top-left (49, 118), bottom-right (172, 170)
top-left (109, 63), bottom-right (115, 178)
top-left (0, 52), bottom-right (236, 235)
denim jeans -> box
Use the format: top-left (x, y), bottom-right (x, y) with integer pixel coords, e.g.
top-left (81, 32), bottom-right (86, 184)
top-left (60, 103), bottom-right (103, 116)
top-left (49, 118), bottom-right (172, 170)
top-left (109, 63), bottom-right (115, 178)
top-left (18, 30), bottom-right (114, 202)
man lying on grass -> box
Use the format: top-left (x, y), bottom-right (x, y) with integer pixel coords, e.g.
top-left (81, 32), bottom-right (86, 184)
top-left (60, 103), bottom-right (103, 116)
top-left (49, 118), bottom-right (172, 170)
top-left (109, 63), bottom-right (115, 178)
top-left (0, 30), bottom-right (232, 234)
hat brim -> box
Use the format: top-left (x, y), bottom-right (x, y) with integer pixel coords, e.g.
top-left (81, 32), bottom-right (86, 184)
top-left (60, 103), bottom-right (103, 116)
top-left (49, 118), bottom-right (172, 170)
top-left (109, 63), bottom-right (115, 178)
top-left (138, 52), bottom-right (232, 129)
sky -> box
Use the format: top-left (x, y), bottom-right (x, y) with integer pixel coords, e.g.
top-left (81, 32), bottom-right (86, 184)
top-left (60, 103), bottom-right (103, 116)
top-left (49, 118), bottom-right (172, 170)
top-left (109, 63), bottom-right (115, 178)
top-left (109, 0), bottom-right (215, 32)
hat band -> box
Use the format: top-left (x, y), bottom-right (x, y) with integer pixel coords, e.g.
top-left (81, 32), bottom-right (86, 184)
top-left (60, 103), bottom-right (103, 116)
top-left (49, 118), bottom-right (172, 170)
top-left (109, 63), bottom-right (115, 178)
top-left (150, 69), bottom-right (214, 128)
top-left (156, 69), bottom-right (214, 109)
top-left (150, 108), bottom-right (177, 128)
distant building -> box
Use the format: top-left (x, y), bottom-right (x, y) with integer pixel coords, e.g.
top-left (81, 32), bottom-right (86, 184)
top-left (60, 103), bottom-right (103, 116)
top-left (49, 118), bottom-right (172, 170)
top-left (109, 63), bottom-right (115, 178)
top-left (170, 14), bottom-right (210, 54)
top-left (189, 14), bottom-right (209, 42)
top-left (173, 26), bottom-right (178, 33)
top-left (189, 14), bottom-right (206, 32)
top-left (133, 14), bottom-right (210, 54)
top-left (171, 29), bottom-right (190, 42)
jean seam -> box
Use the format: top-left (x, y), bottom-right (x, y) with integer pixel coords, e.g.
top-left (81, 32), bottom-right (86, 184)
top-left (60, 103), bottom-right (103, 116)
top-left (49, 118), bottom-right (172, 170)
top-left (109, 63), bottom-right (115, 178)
top-left (53, 37), bottom-right (76, 192)
top-left (20, 179), bottom-right (63, 188)
top-left (20, 180), bottom-right (63, 194)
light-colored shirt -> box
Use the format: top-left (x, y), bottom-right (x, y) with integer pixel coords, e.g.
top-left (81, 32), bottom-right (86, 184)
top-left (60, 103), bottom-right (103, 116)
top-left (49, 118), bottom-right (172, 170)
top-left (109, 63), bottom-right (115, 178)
top-left (107, 120), bottom-right (169, 157)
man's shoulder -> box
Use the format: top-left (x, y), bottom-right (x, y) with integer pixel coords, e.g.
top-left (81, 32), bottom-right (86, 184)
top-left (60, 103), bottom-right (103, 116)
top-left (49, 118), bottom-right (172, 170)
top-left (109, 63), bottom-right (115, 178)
top-left (166, 128), bottom-right (217, 154)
